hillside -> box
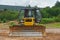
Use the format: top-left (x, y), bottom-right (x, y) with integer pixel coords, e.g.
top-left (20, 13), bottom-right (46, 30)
top-left (0, 5), bottom-right (25, 10)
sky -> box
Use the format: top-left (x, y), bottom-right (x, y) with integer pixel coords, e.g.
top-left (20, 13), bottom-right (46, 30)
top-left (0, 0), bottom-right (60, 8)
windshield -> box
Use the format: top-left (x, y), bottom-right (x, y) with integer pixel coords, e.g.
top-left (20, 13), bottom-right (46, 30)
top-left (24, 9), bottom-right (34, 17)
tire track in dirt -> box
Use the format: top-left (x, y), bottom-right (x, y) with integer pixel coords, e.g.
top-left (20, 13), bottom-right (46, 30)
top-left (46, 28), bottom-right (60, 34)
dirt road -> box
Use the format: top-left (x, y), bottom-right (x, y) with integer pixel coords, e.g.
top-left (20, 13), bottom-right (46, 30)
top-left (0, 23), bottom-right (60, 40)
top-left (0, 28), bottom-right (60, 40)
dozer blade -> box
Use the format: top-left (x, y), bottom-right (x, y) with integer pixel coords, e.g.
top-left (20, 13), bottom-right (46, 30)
top-left (9, 30), bottom-right (42, 37)
top-left (9, 25), bottom-right (46, 37)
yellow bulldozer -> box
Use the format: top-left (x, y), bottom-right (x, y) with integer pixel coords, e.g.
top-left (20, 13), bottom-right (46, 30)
top-left (9, 7), bottom-right (46, 37)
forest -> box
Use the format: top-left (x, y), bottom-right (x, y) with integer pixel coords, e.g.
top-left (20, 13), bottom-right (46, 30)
top-left (0, 1), bottom-right (60, 24)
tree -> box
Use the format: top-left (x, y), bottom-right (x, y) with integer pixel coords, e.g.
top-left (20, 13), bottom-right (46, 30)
top-left (53, 1), bottom-right (60, 8)
top-left (4, 9), bottom-right (7, 11)
top-left (40, 7), bottom-right (51, 18)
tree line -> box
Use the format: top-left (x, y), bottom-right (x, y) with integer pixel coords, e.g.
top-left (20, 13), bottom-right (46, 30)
top-left (0, 1), bottom-right (60, 23)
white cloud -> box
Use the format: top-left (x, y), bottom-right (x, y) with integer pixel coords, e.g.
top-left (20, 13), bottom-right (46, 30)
top-left (58, 0), bottom-right (60, 1)
top-left (28, 0), bottom-right (57, 7)
top-left (0, 0), bottom-right (58, 8)
top-left (0, 0), bottom-right (27, 5)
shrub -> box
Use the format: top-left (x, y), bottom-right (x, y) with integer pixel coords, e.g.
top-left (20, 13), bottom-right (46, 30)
top-left (2, 19), bottom-right (7, 23)
top-left (55, 15), bottom-right (60, 22)
top-left (40, 18), bottom-right (55, 24)
top-left (10, 22), bottom-right (16, 26)
top-left (0, 19), bottom-right (2, 23)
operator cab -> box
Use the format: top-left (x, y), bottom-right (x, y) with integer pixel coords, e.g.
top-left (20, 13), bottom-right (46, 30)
top-left (19, 8), bottom-right (41, 26)
top-left (24, 9), bottom-right (35, 26)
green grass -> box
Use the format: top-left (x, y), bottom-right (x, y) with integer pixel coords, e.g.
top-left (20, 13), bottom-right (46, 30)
top-left (40, 22), bottom-right (60, 28)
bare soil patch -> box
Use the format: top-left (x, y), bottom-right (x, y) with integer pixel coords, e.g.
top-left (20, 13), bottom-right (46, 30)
top-left (0, 23), bottom-right (60, 40)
